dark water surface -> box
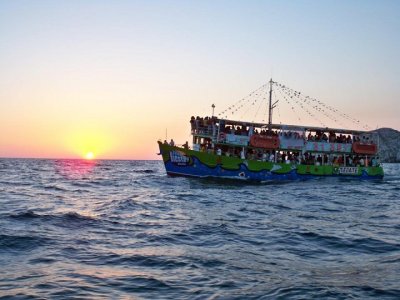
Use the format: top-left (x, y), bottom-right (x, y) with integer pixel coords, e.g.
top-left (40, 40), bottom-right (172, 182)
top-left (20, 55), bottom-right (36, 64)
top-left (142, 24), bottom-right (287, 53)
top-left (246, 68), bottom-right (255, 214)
top-left (0, 159), bottom-right (399, 299)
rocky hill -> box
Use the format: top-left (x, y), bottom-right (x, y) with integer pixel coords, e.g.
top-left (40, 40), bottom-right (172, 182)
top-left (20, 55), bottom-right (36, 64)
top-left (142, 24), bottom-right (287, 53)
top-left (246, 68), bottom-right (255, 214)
top-left (373, 128), bottom-right (400, 162)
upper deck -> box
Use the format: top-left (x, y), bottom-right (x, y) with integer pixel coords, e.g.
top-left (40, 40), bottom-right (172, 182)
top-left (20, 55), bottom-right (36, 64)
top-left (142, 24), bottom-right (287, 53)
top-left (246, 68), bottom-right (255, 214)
top-left (190, 116), bottom-right (378, 155)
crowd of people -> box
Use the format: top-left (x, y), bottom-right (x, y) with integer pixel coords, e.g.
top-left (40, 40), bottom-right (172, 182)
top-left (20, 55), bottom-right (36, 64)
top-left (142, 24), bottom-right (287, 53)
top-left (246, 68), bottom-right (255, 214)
top-left (307, 130), bottom-right (354, 144)
top-left (163, 137), bottom-right (378, 167)
top-left (190, 116), bottom-right (217, 135)
top-left (300, 152), bottom-right (379, 167)
top-left (197, 144), bottom-right (378, 167)
top-left (189, 116), bottom-right (369, 146)
top-left (190, 116), bottom-right (281, 138)
top-left (167, 116), bottom-right (380, 167)
top-left (163, 139), bottom-right (190, 150)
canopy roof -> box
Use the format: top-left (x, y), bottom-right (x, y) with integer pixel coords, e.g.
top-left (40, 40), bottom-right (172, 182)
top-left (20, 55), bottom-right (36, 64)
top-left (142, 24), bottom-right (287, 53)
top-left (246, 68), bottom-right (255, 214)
top-left (217, 118), bottom-right (368, 135)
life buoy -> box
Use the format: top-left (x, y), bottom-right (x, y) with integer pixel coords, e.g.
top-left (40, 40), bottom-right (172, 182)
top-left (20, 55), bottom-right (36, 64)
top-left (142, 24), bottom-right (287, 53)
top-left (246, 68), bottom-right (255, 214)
top-left (219, 132), bottom-right (226, 141)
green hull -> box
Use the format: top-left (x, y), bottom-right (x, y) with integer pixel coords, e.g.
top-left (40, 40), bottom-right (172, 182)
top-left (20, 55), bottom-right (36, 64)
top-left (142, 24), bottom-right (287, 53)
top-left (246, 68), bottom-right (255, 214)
top-left (158, 142), bottom-right (384, 180)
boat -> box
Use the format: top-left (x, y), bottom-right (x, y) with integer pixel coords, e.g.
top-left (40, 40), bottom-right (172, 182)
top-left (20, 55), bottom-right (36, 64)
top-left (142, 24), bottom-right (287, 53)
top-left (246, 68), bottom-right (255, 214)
top-left (158, 79), bottom-right (384, 180)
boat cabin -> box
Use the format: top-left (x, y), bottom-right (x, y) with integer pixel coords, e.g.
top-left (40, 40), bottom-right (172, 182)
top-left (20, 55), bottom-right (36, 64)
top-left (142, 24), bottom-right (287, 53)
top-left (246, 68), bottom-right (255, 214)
top-left (189, 116), bottom-right (379, 167)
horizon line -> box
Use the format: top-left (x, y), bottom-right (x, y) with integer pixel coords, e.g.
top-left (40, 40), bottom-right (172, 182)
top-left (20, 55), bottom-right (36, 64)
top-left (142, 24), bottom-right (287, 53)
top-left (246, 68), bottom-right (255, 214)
top-left (0, 156), bottom-right (162, 161)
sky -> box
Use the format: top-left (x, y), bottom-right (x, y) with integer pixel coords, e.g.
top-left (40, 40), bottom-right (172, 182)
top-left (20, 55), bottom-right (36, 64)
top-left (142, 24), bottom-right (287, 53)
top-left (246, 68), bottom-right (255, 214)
top-left (0, 0), bottom-right (399, 159)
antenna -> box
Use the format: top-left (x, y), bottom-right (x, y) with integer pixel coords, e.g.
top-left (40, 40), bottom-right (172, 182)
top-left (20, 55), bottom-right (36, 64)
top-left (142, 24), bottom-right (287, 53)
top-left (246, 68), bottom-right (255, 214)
top-left (268, 78), bottom-right (273, 131)
top-left (211, 104), bottom-right (215, 117)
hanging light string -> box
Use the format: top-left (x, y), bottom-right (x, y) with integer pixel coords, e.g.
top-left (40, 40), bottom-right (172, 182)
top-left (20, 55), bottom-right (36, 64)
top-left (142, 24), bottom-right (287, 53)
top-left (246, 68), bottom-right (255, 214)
top-left (252, 92), bottom-right (267, 123)
top-left (217, 83), bottom-right (268, 119)
top-left (277, 84), bottom-right (336, 127)
top-left (273, 81), bottom-right (370, 130)
top-left (240, 91), bottom-right (264, 120)
top-left (276, 87), bottom-right (325, 127)
top-left (216, 80), bottom-right (370, 131)
top-left (275, 88), bottom-right (302, 124)
top-left (274, 90), bottom-right (282, 123)
top-left (238, 87), bottom-right (267, 120)
top-left (277, 84), bottom-right (349, 128)
top-left (260, 93), bottom-right (270, 123)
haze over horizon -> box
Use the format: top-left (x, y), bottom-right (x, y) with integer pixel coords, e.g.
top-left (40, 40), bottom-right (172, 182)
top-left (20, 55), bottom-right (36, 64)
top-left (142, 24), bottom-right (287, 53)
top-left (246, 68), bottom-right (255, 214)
top-left (1, 0), bottom-right (399, 160)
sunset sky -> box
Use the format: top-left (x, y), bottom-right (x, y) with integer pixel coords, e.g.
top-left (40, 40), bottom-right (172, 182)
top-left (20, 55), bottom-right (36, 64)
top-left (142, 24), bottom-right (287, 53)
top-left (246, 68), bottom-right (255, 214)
top-left (1, 0), bottom-right (399, 160)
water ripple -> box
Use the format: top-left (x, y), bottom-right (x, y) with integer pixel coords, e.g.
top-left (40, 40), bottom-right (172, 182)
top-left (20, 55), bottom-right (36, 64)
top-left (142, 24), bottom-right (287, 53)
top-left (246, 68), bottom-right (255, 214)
top-left (0, 159), bottom-right (399, 299)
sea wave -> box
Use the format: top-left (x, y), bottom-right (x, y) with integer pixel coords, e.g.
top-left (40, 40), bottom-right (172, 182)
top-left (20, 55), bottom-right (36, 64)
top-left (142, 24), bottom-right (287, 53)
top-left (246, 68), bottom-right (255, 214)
top-left (0, 234), bottom-right (50, 252)
top-left (0, 159), bottom-right (399, 299)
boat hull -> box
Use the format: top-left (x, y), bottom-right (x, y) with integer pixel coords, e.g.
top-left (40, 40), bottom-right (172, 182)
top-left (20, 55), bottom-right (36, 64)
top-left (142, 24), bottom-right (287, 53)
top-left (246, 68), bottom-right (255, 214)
top-left (158, 142), bottom-right (384, 181)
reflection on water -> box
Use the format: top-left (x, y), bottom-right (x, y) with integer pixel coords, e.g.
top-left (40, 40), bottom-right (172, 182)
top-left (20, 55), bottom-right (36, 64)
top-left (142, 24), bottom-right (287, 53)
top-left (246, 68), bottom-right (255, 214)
top-left (54, 159), bottom-right (98, 180)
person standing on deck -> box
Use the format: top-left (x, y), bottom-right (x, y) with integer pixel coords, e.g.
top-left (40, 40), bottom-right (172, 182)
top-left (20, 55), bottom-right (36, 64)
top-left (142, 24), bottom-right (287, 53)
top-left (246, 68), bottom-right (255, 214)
top-left (240, 149), bottom-right (245, 159)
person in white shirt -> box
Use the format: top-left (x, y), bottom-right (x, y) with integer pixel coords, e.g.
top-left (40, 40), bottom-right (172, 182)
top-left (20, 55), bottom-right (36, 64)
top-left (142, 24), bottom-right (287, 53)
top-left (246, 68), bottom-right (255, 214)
top-left (240, 149), bottom-right (246, 159)
top-left (262, 153), bottom-right (267, 162)
top-left (269, 153), bottom-right (275, 162)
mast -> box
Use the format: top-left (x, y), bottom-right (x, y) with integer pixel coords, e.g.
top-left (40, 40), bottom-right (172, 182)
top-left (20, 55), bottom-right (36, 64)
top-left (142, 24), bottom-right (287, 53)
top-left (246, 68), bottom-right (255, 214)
top-left (268, 78), bottom-right (273, 131)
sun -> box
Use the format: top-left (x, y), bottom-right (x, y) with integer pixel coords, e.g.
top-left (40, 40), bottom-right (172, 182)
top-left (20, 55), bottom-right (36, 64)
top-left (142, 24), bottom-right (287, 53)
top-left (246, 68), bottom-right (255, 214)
top-left (85, 152), bottom-right (94, 160)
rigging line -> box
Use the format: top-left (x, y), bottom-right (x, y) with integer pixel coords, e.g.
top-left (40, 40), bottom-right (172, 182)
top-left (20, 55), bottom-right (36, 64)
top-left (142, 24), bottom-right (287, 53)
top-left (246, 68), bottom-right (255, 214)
top-left (276, 81), bottom-right (369, 130)
top-left (322, 101), bottom-right (370, 130)
top-left (301, 93), bottom-right (356, 127)
top-left (229, 88), bottom-right (265, 118)
top-left (276, 99), bottom-right (282, 123)
top-left (276, 88), bottom-right (306, 125)
top-left (280, 85), bottom-right (350, 128)
top-left (277, 87), bottom-right (326, 127)
top-left (280, 86), bottom-right (346, 128)
top-left (230, 87), bottom-right (265, 118)
top-left (299, 93), bottom-right (349, 129)
top-left (277, 87), bottom-right (316, 125)
top-left (319, 99), bottom-right (358, 122)
top-left (313, 96), bottom-right (368, 129)
top-left (261, 97), bottom-right (269, 123)
top-left (217, 83), bottom-right (268, 117)
top-left (252, 94), bottom-right (267, 122)
top-left (240, 91), bottom-right (263, 120)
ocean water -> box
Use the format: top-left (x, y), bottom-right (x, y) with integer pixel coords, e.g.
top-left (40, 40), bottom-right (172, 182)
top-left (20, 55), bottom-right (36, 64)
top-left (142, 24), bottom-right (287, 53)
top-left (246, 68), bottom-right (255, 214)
top-left (0, 159), bottom-right (399, 299)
